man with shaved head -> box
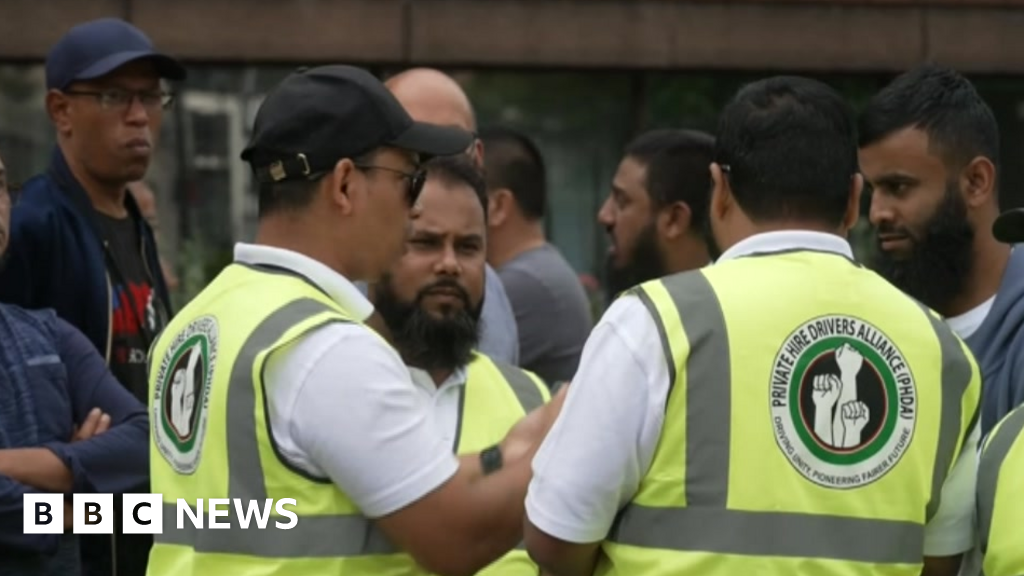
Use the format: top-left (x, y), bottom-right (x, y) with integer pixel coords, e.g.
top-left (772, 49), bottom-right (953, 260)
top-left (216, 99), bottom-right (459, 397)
top-left (384, 67), bottom-right (521, 368)
top-left (386, 68), bottom-right (483, 166)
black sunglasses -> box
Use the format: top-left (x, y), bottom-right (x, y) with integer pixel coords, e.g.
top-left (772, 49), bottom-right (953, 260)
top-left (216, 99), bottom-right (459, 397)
top-left (354, 164), bottom-right (426, 206)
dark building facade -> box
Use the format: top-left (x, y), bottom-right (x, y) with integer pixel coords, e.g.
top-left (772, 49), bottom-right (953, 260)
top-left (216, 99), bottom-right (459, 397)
top-left (3, 0), bottom-right (1024, 304)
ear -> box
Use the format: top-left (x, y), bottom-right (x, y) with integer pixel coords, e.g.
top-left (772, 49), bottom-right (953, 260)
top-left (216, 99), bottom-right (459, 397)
top-left (472, 139), bottom-right (485, 170)
top-left (329, 158), bottom-right (358, 216)
top-left (841, 173), bottom-right (864, 233)
top-left (709, 162), bottom-right (732, 223)
top-left (961, 155), bottom-right (996, 209)
top-left (46, 90), bottom-right (73, 136)
top-left (488, 188), bottom-right (512, 228)
top-left (659, 201), bottom-right (693, 241)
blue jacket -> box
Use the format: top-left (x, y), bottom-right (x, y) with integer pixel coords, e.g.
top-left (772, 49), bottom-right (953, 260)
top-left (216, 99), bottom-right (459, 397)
top-left (965, 247), bottom-right (1024, 436)
top-left (0, 304), bottom-right (148, 575)
top-left (0, 147), bottom-right (172, 360)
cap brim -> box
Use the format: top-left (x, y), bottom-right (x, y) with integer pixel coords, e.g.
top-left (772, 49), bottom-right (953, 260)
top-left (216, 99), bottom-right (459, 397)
top-left (74, 50), bottom-right (187, 85)
top-left (387, 122), bottom-right (473, 160)
top-left (994, 209), bottom-right (1024, 244)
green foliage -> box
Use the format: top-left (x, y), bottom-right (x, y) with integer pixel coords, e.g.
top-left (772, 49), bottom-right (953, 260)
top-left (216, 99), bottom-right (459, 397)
top-left (171, 235), bottom-right (233, 312)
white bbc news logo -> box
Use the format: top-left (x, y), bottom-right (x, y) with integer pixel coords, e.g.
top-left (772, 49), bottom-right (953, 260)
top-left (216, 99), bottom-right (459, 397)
top-left (23, 494), bottom-right (298, 534)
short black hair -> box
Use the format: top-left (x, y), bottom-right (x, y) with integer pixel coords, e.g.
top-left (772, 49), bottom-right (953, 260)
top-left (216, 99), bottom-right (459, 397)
top-left (715, 75), bottom-right (858, 226)
top-left (257, 178), bottom-right (321, 218)
top-left (424, 154), bottom-right (488, 222)
top-left (479, 126), bottom-right (546, 221)
top-left (625, 129), bottom-right (715, 232)
top-left (255, 150), bottom-right (377, 218)
top-left (858, 64), bottom-right (1000, 174)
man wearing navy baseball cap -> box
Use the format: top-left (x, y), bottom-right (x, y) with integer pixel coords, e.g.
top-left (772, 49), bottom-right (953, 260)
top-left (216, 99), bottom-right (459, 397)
top-left (0, 17), bottom-right (185, 576)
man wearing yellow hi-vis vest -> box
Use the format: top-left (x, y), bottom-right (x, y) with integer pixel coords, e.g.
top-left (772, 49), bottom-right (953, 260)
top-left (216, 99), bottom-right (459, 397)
top-left (975, 403), bottom-right (1024, 576)
top-left (524, 76), bottom-right (981, 576)
top-left (145, 65), bottom-right (566, 576)
top-left (370, 154), bottom-right (552, 575)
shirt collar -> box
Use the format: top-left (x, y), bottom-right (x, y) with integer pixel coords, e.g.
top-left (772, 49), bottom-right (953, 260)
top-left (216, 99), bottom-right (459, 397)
top-left (408, 365), bottom-right (469, 393)
top-left (233, 243), bottom-right (375, 322)
top-left (716, 230), bottom-right (855, 263)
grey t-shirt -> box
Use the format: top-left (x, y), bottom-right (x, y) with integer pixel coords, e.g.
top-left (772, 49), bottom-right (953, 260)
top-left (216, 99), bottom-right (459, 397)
top-left (498, 244), bottom-right (593, 385)
top-left (479, 264), bottom-right (520, 365)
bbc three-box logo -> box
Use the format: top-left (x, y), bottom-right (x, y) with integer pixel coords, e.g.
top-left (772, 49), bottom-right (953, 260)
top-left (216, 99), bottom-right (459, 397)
top-left (23, 494), bottom-right (298, 534)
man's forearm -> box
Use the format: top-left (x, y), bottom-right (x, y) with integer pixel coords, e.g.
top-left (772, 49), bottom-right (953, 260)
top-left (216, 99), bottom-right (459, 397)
top-left (53, 413), bottom-right (149, 494)
top-left (450, 440), bottom-right (541, 573)
top-left (527, 537), bottom-right (600, 576)
top-left (0, 448), bottom-right (73, 493)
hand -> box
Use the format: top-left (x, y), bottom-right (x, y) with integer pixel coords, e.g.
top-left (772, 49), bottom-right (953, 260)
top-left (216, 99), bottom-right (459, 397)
top-left (502, 384), bottom-right (569, 463)
top-left (841, 401), bottom-right (870, 446)
top-left (835, 344), bottom-right (864, 380)
top-left (811, 374), bottom-right (841, 410)
top-left (72, 408), bottom-right (111, 442)
top-left (183, 390), bottom-right (195, 421)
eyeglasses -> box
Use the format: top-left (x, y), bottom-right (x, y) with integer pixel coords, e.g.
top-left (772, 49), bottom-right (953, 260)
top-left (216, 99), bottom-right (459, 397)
top-left (354, 164), bottom-right (426, 206)
top-left (63, 88), bottom-right (175, 112)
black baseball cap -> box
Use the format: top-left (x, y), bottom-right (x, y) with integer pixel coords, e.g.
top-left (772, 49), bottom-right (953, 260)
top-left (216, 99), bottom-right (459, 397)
top-left (993, 208), bottom-right (1024, 244)
top-left (46, 18), bottom-right (186, 90)
top-left (242, 65), bottom-right (473, 183)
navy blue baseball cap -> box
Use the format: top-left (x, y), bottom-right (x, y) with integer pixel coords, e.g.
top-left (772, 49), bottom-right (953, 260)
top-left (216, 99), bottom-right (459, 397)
top-left (46, 18), bottom-right (187, 91)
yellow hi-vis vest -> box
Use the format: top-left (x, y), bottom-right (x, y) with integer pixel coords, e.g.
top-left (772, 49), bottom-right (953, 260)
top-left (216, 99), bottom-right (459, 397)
top-left (597, 249), bottom-right (981, 576)
top-left (977, 403), bottom-right (1024, 576)
top-left (392, 352), bottom-right (550, 575)
top-left (460, 353), bottom-right (549, 576)
top-left (146, 262), bottom-right (409, 575)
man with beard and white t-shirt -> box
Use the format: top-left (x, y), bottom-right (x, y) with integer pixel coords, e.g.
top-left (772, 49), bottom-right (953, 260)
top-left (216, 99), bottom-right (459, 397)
top-left (598, 129), bottom-right (716, 298)
top-left (384, 68), bottom-right (521, 367)
top-left (370, 154), bottom-right (550, 576)
top-left (859, 64), bottom-right (1024, 440)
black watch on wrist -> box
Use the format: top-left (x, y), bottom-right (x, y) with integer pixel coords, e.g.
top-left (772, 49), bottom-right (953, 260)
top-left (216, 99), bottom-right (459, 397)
top-left (480, 444), bottom-right (503, 475)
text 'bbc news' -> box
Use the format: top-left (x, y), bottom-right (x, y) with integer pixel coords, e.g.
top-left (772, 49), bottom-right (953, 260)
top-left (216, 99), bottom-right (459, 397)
top-left (23, 494), bottom-right (298, 534)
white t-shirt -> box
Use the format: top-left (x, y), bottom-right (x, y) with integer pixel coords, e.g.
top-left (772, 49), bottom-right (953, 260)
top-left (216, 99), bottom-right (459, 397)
top-left (946, 296), bottom-right (996, 340)
top-left (525, 230), bottom-right (978, 556)
top-left (236, 243), bottom-right (460, 518)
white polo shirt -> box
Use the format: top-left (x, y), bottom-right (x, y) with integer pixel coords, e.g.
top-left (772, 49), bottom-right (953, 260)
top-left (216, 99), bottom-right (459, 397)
top-left (408, 366), bottom-right (469, 448)
top-left (236, 243), bottom-right (460, 518)
top-left (524, 230), bottom-right (978, 556)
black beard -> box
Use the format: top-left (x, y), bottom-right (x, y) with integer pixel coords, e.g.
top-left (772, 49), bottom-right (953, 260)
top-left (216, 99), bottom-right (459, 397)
top-left (374, 276), bottom-right (483, 371)
top-left (605, 222), bottom-right (668, 298)
top-left (870, 183), bottom-right (975, 314)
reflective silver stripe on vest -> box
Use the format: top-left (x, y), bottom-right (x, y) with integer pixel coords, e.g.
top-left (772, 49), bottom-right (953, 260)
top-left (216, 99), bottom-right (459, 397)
top-left (609, 506), bottom-right (923, 564)
top-left (977, 406), bottom-right (1024, 554)
top-left (155, 298), bottom-right (377, 557)
top-left (916, 304), bottom-right (975, 522)
top-left (492, 359), bottom-right (546, 413)
top-left (611, 273), bottom-right (962, 564)
top-left (635, 272), bottom-right (731, 507)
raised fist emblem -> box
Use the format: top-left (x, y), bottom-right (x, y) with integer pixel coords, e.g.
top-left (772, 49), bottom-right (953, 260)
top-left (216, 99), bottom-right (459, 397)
top-left (841, 401), bottom-right (870, 448)
top-left (835, 344), bottom-right (864, 380)
top-left (812, 374), bottom-right (842, 410)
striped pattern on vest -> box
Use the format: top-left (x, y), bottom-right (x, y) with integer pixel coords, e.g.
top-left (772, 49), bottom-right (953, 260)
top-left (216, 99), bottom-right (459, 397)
top-left (977, 404), bottom-right (1024, 576)
top-left (155, 298), bottom-right (386, 558)
top-left (606, 265), bottom-right (975, 567)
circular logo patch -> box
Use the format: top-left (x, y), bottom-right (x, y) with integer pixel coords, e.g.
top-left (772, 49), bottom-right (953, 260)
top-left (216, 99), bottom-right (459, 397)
top-left (769, 315), bottom-right (917, 489)
top-left (152, 316), bottom-right (218, 475)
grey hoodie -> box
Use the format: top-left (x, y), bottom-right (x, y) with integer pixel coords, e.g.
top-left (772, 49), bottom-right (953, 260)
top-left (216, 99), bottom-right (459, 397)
top-left (964, 247), bottom-right (1024, 436)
